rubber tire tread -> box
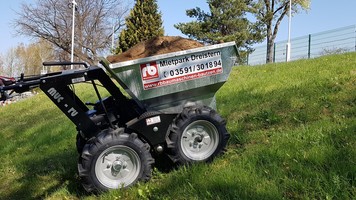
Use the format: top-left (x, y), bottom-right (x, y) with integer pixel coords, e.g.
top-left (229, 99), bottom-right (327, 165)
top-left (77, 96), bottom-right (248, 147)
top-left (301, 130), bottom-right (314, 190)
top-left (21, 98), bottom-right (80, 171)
top-left (138, 111), bottom-right (162, 120)
top-left (166, 106), bottom-right (230, 165)
top-left (77, 128), bottom-right (154, 193)
top-left (76, 133), bottom-right (86, 154)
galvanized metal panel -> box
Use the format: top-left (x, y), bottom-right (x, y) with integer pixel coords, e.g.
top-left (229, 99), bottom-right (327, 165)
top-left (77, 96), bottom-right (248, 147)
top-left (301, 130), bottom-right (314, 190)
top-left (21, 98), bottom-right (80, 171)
top-left (107, 42), bottom-right (238, 112)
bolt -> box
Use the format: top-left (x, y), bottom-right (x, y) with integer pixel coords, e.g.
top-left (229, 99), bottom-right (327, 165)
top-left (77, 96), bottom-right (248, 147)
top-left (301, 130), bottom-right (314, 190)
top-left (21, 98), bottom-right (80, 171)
top-left (156, 145), bottom-right (164, 153)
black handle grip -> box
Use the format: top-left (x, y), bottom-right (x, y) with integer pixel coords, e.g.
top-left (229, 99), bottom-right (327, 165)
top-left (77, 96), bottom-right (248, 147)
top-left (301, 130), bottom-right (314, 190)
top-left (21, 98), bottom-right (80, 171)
top-left (42, 61), bottom-right (89, 68)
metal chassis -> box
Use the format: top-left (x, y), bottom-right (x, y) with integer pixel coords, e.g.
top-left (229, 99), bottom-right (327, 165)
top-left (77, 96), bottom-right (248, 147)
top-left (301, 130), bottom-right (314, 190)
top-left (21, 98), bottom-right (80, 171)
top-left (0, 62), bottom-right (176, 149)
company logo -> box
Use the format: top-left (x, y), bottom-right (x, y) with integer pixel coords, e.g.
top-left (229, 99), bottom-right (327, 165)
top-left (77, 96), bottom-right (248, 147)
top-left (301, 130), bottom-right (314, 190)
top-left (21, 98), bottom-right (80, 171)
top-left (140, 62), bottom-right (159, 80)
top-left (47, 87), bottom-right (64, 103)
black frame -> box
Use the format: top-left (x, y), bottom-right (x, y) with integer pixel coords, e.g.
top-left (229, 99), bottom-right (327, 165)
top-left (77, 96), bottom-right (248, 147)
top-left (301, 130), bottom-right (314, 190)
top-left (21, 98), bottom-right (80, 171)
top-left (0, 62), bottom-right (175, 149)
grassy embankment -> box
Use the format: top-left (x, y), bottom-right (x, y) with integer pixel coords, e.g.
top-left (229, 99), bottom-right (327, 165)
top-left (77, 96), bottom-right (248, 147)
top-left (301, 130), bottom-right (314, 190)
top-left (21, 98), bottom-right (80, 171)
top-left (0, 52), bottom-right (355, 199)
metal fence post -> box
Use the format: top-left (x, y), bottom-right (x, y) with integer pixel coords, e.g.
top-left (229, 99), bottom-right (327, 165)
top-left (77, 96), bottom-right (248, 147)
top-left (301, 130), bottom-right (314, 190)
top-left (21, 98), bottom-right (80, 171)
top-left (248, 25), bottom-right (355, 65)
top-left (354, 25), bottom-right (356, 51)
top-left (273, 43), bottom-right (276, 63)
top-left (308, 34), bottom-right (311, 59)
top-left (247, 53), bottom-right (249, 65)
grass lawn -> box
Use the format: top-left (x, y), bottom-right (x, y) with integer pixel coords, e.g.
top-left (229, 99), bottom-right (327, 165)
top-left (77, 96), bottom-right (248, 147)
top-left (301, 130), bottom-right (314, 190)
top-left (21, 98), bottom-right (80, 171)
top-left (0, 52), bottom-right (355, 199)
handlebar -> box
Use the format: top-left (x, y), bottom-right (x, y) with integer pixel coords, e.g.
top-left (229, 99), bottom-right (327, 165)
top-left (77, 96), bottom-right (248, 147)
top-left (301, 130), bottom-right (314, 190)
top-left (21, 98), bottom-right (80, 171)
top-left (1, 61), bottom-right (91, 94)
top-left (43, 61), bottom-right (89, 68)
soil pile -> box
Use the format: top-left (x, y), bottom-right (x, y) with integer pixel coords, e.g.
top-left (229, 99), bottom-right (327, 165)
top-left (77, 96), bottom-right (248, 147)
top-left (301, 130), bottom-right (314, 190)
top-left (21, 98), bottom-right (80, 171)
top-left (107, 36), bottom-right (204, 63)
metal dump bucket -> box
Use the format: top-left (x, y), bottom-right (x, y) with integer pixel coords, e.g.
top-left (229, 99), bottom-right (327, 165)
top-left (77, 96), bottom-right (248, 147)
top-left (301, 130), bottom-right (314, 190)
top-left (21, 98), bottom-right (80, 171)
top-left (105, 42), bottom-right (238, 112)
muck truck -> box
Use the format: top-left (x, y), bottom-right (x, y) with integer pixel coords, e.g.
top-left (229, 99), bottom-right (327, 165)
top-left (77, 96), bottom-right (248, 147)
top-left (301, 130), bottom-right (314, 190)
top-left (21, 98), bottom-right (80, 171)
top-left (0, 42), bottom-right (237, 192)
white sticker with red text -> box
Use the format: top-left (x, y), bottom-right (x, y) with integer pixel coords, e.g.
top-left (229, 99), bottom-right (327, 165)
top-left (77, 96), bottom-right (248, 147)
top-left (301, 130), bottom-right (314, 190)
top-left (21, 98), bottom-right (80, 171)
top-left (140, 50), bottom-right (223, 90)
top-left (146, 116), bottom-right (161, 126)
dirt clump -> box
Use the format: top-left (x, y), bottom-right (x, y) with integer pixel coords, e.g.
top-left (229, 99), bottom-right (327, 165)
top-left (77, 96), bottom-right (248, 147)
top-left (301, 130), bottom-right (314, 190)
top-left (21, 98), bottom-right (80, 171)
top-left (107, 36), bottom-right (204, 63)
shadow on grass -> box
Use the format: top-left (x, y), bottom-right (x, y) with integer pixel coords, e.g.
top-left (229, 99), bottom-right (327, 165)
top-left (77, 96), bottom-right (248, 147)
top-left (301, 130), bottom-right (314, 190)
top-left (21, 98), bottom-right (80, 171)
top-left (1, 54), bottom-right (355, 199)
top-left (150, 163), bottom-right (282, 200)
top-left (153, 123), bottom-right (355, 199)
top-left (3, 151), bottom-right (84, 200)
top-left (0, 107), bottom-right (177, 199)
top-left (0, 108), bottom-right (89, 199)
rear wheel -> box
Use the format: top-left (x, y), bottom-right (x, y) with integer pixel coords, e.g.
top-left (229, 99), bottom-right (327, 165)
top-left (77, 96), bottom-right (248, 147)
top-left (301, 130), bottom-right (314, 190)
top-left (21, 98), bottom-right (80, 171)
top-left (78, 129), bottom-right (154, 192)
top-left (166, 106), bottom-right (230, 164)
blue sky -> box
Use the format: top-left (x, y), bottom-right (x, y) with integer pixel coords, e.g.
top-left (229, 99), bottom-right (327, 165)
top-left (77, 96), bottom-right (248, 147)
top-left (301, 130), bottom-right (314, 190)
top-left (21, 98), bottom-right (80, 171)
top-left (1, 0), bottom-right (356, 55)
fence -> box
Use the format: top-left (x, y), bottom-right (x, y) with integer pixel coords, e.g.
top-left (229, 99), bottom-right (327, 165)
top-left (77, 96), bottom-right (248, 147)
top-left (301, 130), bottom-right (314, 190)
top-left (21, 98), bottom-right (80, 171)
top-left (247, 25), bottom-right (356, 65)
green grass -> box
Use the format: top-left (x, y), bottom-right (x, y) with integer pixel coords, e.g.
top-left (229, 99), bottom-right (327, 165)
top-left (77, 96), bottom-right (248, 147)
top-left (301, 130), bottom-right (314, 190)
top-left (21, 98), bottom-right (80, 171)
top-left (0, 53), bottom-right (355, 199)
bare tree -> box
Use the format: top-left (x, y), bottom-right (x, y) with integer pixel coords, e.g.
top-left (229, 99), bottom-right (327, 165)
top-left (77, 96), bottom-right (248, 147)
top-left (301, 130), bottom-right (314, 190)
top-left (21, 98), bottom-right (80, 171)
top-left (14, 0), bottom-right (130, 65)
top-left (2, 47), bottom-right (22, 77)
top-left (1, 40), bottom-right (56, 77)
top-left (15, 40), bottom-right (56, 75)
top-left (0, 55), bottom-right (4, 75)
top-left (255, 0), bottom-right (310, 63)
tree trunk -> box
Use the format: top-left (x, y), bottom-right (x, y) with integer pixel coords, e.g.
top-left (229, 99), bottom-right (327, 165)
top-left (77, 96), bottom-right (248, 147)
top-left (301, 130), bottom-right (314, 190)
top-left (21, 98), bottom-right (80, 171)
top-left (264, 1), bottom-right (291, 64)
top-left (266, 23), bottom-right (274, 63)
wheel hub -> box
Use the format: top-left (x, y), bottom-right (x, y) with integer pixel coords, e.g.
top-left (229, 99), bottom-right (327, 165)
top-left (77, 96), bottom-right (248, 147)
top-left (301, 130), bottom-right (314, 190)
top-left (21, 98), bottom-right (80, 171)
top-left (112, 160), bottom-right (126, 173)
top-left (194, 134), bottom-right (203, 143)
top-left (181, 120), bottom-right (219, 160)
top-left (190, 133), bottom-right (204, 149)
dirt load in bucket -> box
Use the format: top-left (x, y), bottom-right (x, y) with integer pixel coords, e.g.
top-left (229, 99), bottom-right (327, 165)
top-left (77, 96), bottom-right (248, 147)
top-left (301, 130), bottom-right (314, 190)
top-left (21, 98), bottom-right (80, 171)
top-left (107, 36), bottom-right (204, 63)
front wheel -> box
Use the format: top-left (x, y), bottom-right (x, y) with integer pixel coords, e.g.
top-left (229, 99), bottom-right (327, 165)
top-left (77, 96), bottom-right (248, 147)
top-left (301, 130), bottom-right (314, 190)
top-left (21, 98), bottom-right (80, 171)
top-left (166, 106), bottom-right (230, 165)
top-left (78, 129), bottom-right (154, 192)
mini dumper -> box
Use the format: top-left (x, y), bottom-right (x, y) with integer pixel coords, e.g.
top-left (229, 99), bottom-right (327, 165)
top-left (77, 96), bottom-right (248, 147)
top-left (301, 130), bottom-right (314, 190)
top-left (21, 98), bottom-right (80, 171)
top-left (0, 42), bottom-right (238, 192)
